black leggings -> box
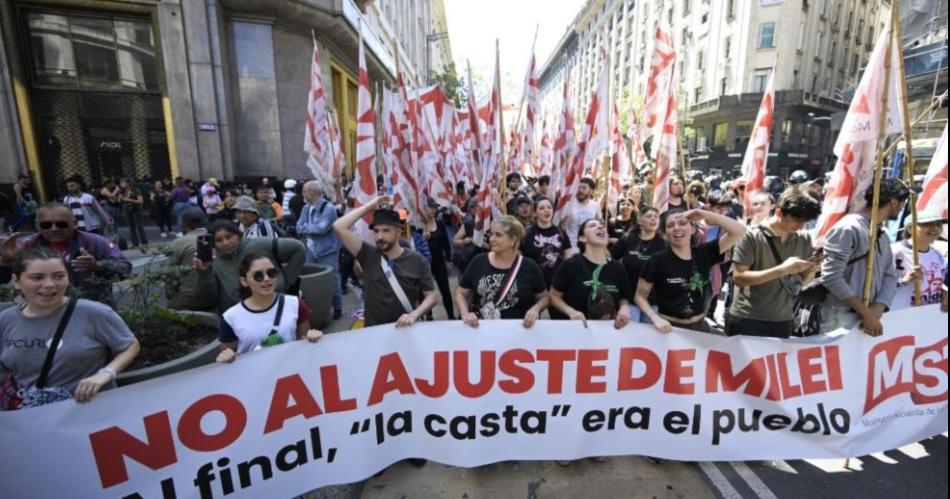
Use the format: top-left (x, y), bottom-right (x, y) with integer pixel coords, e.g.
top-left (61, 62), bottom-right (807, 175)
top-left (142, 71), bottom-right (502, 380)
top-left (430, 255), bottom-right (455, 320)
top-left (154, 205), bottom-right (174, 233)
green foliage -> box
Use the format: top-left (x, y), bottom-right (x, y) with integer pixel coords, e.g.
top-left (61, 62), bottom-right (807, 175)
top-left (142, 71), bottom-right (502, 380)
top-left (431, 62), bottom-right (465, 107)
top-left (0, 283), bottom-right (15, 302)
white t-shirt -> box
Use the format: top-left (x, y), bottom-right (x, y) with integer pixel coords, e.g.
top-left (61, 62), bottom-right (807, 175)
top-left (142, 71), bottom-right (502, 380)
top-left (219, 295), bottom-right (310, 354)
top-left (891, 240), bottom-right (947, 310)
top-left (564, 199), bottom-right (601, 250)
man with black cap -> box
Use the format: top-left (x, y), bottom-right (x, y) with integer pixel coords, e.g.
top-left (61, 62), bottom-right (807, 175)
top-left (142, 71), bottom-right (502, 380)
top-left (819, 178), bottom-right (906, 336)
top-left (333, 195), bottom-right (438, 328)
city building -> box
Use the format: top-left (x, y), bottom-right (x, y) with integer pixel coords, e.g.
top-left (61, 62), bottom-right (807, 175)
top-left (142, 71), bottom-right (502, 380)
top-left (0, 0), bottom-right (451, 201)
top-left (538, 0), bottom-right (915, 178)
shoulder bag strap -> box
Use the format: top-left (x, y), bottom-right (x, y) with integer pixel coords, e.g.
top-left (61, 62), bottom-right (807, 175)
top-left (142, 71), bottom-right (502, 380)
top-left (493, 255), bottom-right (523, 307)
top-left (270, 294), bottom-right (286, 333)
top-left (36, 297), bottom-right (78, 389)
top-left (757, 227), bottom-right (785, 267)
top-left (381, 256), bottom-right (415, 313)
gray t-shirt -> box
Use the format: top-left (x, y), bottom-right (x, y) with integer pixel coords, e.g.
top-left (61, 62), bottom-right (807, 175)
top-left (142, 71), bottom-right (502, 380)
top-left (730, 225), bottom-right (813, 322)
top-left (0, 299), bottom-right (135, 393)
top-left (357, 242), bottom-right (436, 327)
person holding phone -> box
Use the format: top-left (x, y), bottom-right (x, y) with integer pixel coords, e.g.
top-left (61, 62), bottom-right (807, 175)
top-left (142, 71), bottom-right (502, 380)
top-left (728, 189), bottom-right (821, 338)
top-left (162, 208), bottom-right (211, 311)
top-left (216, 253), bottom-right (321, 363)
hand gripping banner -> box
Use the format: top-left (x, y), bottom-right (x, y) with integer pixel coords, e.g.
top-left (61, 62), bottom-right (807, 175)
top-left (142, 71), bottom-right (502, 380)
top-left (1, 307), bottom-right (946, 499)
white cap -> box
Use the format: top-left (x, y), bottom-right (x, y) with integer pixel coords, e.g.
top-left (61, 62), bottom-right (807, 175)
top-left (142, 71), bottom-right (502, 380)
top-left (284, 179), bottom-right (297, 189)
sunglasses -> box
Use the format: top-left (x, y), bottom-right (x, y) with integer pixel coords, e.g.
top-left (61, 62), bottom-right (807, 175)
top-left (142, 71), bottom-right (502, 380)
top-left (251, 268), bottom-right (279, 282)
top-left (39, 221), bottom-right (70, 230)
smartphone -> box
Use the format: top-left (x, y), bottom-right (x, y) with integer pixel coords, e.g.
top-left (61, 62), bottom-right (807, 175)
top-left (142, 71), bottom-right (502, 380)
top-left (197, 234), bottom-right (213, 262)
top-left (809, 247), bottom-right (824, 263)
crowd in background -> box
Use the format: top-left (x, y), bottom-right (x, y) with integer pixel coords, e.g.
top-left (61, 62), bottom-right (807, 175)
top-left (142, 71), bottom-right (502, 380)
top-left (0, 165), bottom-right (947, 414)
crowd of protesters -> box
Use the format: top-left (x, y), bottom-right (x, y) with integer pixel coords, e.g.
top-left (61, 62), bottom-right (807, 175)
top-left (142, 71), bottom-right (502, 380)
top-left (0, 165), bottom-right (947, 416)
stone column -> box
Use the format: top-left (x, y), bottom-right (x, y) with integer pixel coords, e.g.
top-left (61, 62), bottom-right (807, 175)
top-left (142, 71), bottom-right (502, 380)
top-left (156, 1), bottom-right (200, 180)
top-left (181, 0), bottom-right (225, 180)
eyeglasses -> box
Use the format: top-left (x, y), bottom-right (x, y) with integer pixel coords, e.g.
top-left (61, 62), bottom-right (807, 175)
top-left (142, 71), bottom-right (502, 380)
top-left (38, 221), bottom-right (70, 230)
top-left (251, 268), bottom-right (279, 282)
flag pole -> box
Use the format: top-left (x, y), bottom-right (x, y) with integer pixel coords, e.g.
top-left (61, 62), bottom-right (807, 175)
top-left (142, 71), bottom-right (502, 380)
top-left (862, 15), bottom-right (896, 306)
top-left (509, 24), bottom-right (540, 172)
top-left (496, 39), bottom-right (509, 214)
top-left (601, 50), bottom-right (612, 221)
top-left (892, 0), bottom-right (922, 305)
top-left (879, 89), bottom-right (948, 159)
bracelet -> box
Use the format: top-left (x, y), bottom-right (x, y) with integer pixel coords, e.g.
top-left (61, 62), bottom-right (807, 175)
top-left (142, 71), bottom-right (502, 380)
top-left (98, 367), bottom-right (117, 381)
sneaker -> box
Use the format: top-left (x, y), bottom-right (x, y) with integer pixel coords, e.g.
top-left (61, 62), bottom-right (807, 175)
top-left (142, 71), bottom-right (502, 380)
top-left (160, 232), bottom-right (167, 238)
top-left (176, 232), bottom-right (183, 238)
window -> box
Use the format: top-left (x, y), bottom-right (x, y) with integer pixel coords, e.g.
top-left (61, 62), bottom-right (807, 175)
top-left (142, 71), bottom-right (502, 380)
top-left (684, 0), bottom-right (691, 15)
top-left (727, 0), bottom-right (736, 19)
top-left (850, 53), bottom-right (859, 75)
top-left (735, 120), bottom-right (754, 149)
top-left (27, 12), bottom-right (158, 91)
top-left (867, 27), bottom-right (874, 45)
top-left (701, 13), bottom-right (708, 24)
top-left (815, 33), bottom-right (824, 58)
top-left (829, 40), bottom-right (837, 65)
top-left (697, 50), bottom-right (705, 70)
top-left (758, 23), bottom-right (776, 49)
top-left (713, 122), bottom-right (729, 147)
top-left (751, 68), bottom-right (771, 92)
top-left (720, 76), bottom-right (728, 95)
top-left (797, 23), bottom-right (805, 52)
top-left (694, 86), bottom-right (702, 103)
top-left (811, 74), bottom-right (818, 93)
top-left (793, 69), bottom-right (800, 89)
top-left (724, 36), bottom-right (732, 59)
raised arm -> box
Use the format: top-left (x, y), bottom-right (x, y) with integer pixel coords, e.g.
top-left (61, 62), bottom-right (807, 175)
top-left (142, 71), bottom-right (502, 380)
top-left (333, 196), bottom-right (388, 255)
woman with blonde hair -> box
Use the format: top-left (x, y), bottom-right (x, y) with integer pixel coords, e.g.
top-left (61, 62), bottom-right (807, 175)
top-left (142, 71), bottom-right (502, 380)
top-left (455, 216), bottom-right (549, 329)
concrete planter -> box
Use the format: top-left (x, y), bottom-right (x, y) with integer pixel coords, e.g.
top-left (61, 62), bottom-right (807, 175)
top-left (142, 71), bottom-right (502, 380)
top-left (117, 310), bottom-right (220, 386)
top-left (299, 262), bottom-right (334, 328)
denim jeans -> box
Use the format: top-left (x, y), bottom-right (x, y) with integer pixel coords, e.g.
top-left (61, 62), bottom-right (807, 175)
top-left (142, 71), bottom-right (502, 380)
top-left (172, 202), bottom-right (191, 232)
top-left (314, 252), bottom-right (343, 315)
top-left (629, 304), bottom-right (658, 324)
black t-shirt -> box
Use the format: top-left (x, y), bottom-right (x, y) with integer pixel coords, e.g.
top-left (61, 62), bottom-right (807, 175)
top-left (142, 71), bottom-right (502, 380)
top-left (607, 217), bottom-right (635, 240)
top-left (520, 224), bottom-right (571, 286)
top-left (640, 240), bottom-right (724, 320)
top-left (459, 253), bottom-right (547, 320)
top-left (610, 233), bottom-right (667, 292)
top-left (552, 254), bottom-right (633, 320)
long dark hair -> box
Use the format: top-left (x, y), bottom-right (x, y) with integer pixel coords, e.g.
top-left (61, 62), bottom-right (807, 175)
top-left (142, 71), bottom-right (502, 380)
top-left (237, 252), bottom-right (278, 299)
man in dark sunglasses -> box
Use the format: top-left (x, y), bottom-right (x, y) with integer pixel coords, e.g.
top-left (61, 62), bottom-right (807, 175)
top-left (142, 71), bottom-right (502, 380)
top-left (1, 202), bottom-right (131, 304)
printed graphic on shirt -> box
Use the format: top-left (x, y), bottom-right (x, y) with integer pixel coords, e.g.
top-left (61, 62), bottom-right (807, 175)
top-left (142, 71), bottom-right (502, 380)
top-left (476, 273), bottom-right (518, 319)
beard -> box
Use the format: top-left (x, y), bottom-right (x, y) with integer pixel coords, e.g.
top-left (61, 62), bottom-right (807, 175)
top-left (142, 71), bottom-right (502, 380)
top-left (376, 239), bottom-right (394, 252)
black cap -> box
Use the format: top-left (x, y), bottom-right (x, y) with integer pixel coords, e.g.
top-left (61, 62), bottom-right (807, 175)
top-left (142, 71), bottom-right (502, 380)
top-left (515, 195), bottom-right (532, 206)
top-left (369, 209), bottom-right (403, 229)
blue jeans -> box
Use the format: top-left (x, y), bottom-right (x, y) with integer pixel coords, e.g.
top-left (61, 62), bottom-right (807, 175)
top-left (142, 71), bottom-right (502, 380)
top-left (10, 202), bottom-right (35, 232)
top-left (172, 202), bottom-right (191, 232)
top-left (629, 304), bottom-right (658, 324)
top-left (315, 252), bottom-right (343, 315)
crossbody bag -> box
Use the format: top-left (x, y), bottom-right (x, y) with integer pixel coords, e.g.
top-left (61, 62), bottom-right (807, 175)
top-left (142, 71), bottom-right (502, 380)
top-left (18, 297), bottom-right (78, 409)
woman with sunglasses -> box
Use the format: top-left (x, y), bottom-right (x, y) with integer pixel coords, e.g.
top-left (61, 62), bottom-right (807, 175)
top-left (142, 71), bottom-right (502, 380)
top-left (1, 248), bottom-right (140, 409)
top-left (217, 253), bottom-right (322, 363)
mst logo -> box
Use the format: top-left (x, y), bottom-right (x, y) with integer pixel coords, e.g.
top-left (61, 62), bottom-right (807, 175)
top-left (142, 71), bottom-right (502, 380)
top-left (865, 336), bottom-right (948, 414)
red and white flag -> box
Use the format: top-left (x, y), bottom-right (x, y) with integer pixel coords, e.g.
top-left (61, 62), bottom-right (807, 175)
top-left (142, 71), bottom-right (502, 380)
top-left (644, 23), bottom-right (677, 212)
top-left (739, 71), bottom-right (775, 214)
top-left (917, 125), bottom-right (948, 220)
top-left (522, 52), bottom-right (541, 176)
top-left (472, 56), bottom-right (503, 248)
top-left (327, 111), bottom-right (347, 201)
top-left (551, 76), bottom-right (576, 222)
top-left (643, 23), bottom-right (676, 149)
top-left (815, 21), bottom-right (904, 243)
top-left (352, 28), bottom-right (377, 241)
top-left (555, 54), bottom-right (608, 223)
top-left (539, 118), bottom-right (553, 178)
top-left (627, 106), bottom-right (649, 172)
top-left (607, 103), bottom-right (631, 217)
top-left (395, 73), bottom-right (427, 228)
top-left (303, 41), bottom-right (337, 198)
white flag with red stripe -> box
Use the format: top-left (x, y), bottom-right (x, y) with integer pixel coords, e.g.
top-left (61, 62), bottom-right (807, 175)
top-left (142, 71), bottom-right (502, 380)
top-left (608, 103), bottom-right (630, 217)
top-left (522, 52), bottom-right (541, 176)
top-left (556, 54), bottom-right (608, 224)
top-left (303, 41), bottom-right (337, 199)
top-left (395, 73), bottom-right (427, 228)
top-left (539, 119), bottom-right (553, 178)
top-left (739, 71), bottom-right (775, 214)
top-left (644, 23), bottom-right (676, 150)
top-left (472, 57), bottom-right (503, 248)
top-left (917, 125), bottom-right (948, 220)
top-left (551, 77), bottom-right (576, 223)
top-left (815, 21), bottom-right (904, 243)
top-left (644, 23), bottom-right (677, 213)
top-left (627, 106), bottom-right (649, 171)
top-left (352, 29), bottom-right (377, 241)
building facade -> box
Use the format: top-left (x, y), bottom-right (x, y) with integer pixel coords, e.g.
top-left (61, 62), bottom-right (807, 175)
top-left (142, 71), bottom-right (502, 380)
top-left (0, 0), bottom-right (451, 201)
top-left (539, 0), bottom-right (897, 177)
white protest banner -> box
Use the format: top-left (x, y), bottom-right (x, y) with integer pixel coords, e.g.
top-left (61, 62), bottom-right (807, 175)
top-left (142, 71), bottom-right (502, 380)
top-left (1, 307), bottom-right (946, 499)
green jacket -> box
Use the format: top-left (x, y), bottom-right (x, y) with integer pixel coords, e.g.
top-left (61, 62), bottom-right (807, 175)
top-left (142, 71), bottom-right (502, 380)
top-left (193, 237), bottom-right (306, 312)
top-left (162, 228), bottom-right (209, 311)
